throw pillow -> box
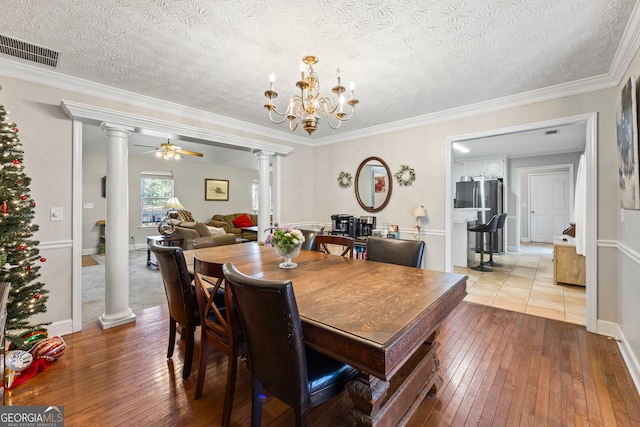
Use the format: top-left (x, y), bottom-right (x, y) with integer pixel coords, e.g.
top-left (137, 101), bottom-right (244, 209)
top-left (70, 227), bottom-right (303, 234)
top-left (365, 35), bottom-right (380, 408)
top-left (176, 209), bottom-right (194, 222)
top-left (193, 222), bottom-right (211, 237)
top-left (232, 213), bottom-right (254, 228)
top-left (206, 226), bottom-right (226, 235)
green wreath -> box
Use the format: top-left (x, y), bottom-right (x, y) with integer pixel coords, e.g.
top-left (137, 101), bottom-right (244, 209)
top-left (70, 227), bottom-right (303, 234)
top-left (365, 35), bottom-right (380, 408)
top-left (337, 171), bottom-right (353, 188)
top-left (394, 164), bottom-right (416, 187)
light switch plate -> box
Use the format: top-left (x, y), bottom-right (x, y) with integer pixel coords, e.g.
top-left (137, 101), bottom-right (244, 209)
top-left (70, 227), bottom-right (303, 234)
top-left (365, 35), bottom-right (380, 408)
top-left (50, 207), bottom-right (63, 221)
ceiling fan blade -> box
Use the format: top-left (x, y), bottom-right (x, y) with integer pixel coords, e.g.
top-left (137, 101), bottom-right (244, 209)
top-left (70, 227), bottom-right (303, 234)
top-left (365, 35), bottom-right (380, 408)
top-left (133, 144), bottom-right (157, 148)
top-left (176, 149), bottom-right (203, 157)
top-left (138, 149), bottom-right (159, 155)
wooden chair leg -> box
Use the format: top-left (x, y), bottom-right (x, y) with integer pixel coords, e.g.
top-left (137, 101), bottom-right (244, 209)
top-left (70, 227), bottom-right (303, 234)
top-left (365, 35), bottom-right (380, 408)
top-left (167, 317), bottom-right (176, 359)
top-left (195, 339), bottom-right (211, 399)
top-left (251, 377), bottom-right (263, 427)
top-left (182, 328), bottom-right (195, 379)
top-left (222, 352), bottom-right (239, 427)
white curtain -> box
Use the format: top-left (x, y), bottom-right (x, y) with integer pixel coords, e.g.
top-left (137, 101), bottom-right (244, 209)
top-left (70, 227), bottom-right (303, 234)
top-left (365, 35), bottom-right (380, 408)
top-left (573, 154), bottom-right (586, 255)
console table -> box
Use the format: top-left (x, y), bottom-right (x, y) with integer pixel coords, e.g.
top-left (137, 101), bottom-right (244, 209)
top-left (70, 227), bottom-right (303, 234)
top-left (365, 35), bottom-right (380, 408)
top-left (146, 235), bottom-right (184, 267)
top-left (553, 239), bottom-right (585, 286)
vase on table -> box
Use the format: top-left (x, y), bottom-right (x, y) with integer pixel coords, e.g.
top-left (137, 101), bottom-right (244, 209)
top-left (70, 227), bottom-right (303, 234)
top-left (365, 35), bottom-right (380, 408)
top-left (273, 243), bottom-right (302, 269)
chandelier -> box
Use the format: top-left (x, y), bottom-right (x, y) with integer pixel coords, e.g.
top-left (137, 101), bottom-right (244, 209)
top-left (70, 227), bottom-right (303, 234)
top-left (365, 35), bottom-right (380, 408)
top-left (264, 55), bottom-right (359, 135)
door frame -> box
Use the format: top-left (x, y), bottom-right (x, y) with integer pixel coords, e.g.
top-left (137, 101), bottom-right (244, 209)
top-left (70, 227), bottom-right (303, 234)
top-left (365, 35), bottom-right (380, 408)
top-left (445, 112), bottom-right (597, 332)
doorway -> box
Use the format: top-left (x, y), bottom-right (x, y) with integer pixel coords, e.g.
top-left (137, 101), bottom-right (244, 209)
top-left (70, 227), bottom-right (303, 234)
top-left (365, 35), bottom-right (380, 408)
top-left (445, 112), bottom-right (597, 332)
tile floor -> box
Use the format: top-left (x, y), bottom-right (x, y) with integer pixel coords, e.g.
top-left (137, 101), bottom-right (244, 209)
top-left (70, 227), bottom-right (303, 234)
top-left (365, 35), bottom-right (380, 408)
top-left (454, 241), bottom-right (586, 325)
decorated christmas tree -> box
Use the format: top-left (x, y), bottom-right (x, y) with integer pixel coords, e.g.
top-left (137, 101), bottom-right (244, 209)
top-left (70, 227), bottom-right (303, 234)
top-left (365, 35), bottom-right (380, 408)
top-left (0, 87), bottom-right (49, 348)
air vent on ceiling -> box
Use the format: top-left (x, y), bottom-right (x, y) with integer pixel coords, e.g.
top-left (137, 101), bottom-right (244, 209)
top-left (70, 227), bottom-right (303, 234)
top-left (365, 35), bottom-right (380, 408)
top-left (0, 34), bottom-right (59, 67)
top-left (545, 129), bottom-right (559, 135)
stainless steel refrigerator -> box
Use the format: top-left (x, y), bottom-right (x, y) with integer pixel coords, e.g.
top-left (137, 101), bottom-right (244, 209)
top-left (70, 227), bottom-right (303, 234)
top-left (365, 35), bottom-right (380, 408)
top-left (455, 179), bottom-right (504, 253)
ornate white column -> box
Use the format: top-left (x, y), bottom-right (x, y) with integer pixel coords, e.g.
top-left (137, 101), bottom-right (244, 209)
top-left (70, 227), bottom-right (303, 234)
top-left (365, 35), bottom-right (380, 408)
top-left (99, 123), bottom-right (136, 329)
top-left (256, 151), bottom-right (274, 243)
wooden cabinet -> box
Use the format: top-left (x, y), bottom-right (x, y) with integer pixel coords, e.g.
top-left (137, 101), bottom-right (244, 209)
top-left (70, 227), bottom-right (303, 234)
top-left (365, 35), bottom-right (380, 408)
top-left (553, 241), bottom-right (585, 286)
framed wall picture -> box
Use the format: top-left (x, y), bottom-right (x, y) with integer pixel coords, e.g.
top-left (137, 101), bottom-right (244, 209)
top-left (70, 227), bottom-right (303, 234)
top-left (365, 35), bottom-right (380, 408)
top-left (205, 179), bottom-right (229, 201)
top-left (101, 176), bottom-right (106, 198)
top-left (616, 76), bottom-right (640, 209)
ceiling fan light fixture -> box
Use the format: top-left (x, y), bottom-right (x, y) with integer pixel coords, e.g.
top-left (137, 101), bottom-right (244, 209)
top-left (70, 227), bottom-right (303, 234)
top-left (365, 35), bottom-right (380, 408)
top-left (264, 56), bottom-right (359, 135)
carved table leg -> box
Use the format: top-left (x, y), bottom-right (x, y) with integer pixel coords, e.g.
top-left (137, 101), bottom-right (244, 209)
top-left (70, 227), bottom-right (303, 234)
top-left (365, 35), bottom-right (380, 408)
top-left (345, 373), bottom-right (390, 427)
top-left (345, 327), bottom-right (444, 427)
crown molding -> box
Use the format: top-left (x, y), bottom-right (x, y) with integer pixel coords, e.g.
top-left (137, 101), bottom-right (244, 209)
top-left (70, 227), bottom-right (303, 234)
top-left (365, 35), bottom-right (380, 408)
top-left (311, 72), bottom-right (617, 146)
top-left (0, 57), bottom-right (309, 146)
top-left (609, 0), bottom-right (640, 85)
top-left (60, 99), bottom-right (293, 156)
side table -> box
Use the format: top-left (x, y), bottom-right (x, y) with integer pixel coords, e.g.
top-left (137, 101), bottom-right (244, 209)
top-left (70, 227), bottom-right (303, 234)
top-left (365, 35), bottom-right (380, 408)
top-left (147, 235), bottom-right (184, 268)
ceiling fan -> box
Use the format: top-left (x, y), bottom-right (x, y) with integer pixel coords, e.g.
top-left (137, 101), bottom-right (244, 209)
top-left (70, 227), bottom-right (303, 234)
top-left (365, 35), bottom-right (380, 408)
top-left (136, 139), bottom-right (203, 159)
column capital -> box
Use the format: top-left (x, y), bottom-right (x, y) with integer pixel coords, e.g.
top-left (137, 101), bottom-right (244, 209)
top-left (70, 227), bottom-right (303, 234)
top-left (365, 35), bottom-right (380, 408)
top-left (254, 150), bottom-right (275, 158)
top-left (100, 122), bottom-right (135, 134)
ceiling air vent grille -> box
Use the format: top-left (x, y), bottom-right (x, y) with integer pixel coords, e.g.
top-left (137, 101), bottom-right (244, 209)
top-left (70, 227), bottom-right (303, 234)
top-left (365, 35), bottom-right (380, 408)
top-left (0, 35), bottom-right (59, 67)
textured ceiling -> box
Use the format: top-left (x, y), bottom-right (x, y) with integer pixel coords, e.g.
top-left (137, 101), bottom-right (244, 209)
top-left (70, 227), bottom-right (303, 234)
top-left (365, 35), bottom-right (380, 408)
top-left (0, 0), bottom-right (637, 141)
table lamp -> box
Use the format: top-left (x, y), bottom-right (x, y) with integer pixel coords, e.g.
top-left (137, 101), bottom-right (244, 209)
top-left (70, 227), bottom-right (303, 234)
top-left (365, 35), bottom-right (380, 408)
top-left (158, 197), bottom-right (184, 236)
top-left (412, 205), bottom-right (427, 239)
top-left (164, 197), bottom-right (184, 219)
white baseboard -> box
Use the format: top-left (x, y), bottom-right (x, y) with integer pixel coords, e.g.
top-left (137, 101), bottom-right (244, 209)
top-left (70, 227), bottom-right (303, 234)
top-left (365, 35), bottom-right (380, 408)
top-left (83, 245), bottom-right (141, 255)
top-left (46, 318), bottom-right (74, 337)
top-left (597, 319), bottom-right (640, 396)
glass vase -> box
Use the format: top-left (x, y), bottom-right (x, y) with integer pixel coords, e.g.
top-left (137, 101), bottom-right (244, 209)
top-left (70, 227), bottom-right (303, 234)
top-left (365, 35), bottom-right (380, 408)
top-left (273, 244), bottom-right (302, 269)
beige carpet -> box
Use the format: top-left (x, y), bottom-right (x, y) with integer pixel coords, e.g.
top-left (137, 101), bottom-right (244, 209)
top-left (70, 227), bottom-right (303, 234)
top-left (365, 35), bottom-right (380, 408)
top-left (81, 249), bottom-right (167, 326)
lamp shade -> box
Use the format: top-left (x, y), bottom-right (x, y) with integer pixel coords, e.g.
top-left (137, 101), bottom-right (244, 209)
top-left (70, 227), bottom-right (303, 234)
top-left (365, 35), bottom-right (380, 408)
top-left (412, 205), bottom-right (426, 217)
top-left (164, 197), bottom-right (184, 209)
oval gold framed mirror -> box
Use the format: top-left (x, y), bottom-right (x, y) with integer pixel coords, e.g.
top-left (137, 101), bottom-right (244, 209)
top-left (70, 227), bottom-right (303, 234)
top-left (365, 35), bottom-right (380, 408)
top-left (355, 156), bottom-right (393, 212)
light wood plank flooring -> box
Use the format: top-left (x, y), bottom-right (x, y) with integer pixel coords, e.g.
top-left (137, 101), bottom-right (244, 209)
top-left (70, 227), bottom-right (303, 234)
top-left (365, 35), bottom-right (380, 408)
top-left (455, 242), bottom-right (586, 325)
top-left (7, 300), bottom-right (639, 426)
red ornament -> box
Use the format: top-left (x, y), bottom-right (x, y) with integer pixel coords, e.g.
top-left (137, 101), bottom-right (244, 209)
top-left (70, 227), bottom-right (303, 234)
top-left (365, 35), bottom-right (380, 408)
top-left (18, 245), bottom-right (25, 251)
top-left (33, 293), bottom-right (40, 299)
top-left (20, 195), bottom-right (27, 201)
top-left (26, 265), bottom-right (31, 272)
top-left (40, 257), bottom-right (46, 262)
top-left (2, 201), bottom-right (6, 214)
top-left (13, 127), bottom-right (18, 133)
top-left (30, 201), bottom-right (36, 207)
top-left (12, 159), bottom-right (20, 165)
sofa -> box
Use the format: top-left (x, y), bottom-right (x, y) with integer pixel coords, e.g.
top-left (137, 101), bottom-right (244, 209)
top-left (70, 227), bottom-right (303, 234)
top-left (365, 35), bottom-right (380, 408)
top-left (172, 221), bottom-right (237, 250)
top-left (207, 213), bottom-right (260, 241)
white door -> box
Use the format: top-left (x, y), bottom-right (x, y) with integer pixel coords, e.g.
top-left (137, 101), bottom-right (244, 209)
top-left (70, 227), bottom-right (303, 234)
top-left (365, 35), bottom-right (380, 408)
top-left (529, 172), bottom-right (571, 243)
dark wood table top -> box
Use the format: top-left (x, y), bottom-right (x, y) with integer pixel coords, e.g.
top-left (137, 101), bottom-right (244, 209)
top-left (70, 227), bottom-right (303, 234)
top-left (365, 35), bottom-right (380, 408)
top-left (184, 243), bottom-right (467, 381)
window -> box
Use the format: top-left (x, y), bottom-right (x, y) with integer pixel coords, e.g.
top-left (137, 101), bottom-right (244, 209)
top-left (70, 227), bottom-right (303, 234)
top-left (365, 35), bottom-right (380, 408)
top-left (251, 180), bottom-right (259, 214)
top-left (251, 180), bottom-right (273, 214)
top-left (141, 172), bottom-right (174, 226)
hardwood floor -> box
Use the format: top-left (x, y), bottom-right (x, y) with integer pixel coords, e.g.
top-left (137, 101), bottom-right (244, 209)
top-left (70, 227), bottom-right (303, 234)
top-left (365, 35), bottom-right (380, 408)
top-left (7, 302), bottom-right (640, 426)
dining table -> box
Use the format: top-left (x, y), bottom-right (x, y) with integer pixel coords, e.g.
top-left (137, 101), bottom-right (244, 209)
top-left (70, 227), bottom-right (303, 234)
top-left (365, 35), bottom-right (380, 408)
top-left (184, 242), bottom-right (467, 427)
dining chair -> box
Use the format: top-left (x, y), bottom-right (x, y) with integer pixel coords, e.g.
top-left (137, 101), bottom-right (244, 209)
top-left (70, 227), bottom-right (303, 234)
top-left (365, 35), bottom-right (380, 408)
top-left (148, 240), bottom-right (199, 379)
top-left (222, 263), bottom-right (359, 427)
top-left (315, 235), bottom-right (355, 258)
top-left (365, 236), bottom-right (425, 268)
top-left (193, 256), bottom-right (247, 427)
